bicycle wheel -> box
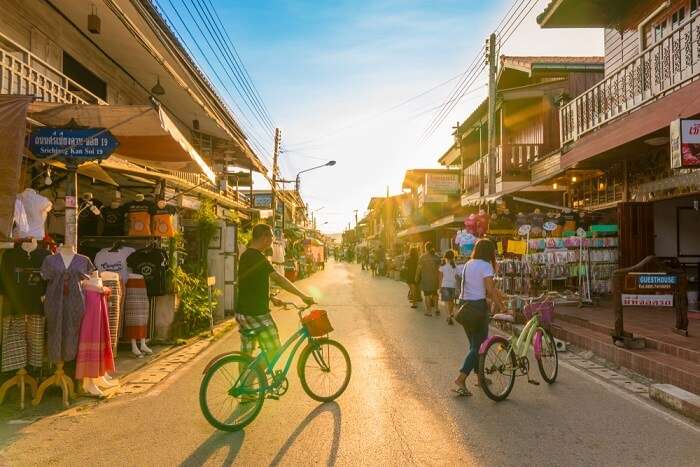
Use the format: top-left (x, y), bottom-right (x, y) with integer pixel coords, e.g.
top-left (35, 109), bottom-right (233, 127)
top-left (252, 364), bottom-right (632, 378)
top-left (298, 338), bottom-right (352, 402)
top-left (536, 329), bottom-right (559, 384)
top-left (478, 337), bottom-right (516, 402)
top-left (199, 354), bottom-right (266, 431)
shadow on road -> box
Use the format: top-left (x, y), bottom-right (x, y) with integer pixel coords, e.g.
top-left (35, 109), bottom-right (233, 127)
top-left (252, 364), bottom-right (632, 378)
top-left (270, 401), bottom-right (342, 466)
top-left (179, 430), bottom-right (245, 467)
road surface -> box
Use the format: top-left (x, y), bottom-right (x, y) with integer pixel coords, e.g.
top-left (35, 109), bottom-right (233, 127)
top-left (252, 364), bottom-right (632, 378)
top-left (2, 260), bottom-right (698, 466)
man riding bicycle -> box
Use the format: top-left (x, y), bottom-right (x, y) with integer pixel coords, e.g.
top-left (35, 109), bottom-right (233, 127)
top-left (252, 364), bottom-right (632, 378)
top-left (237, 223), bottom-right (315, 362)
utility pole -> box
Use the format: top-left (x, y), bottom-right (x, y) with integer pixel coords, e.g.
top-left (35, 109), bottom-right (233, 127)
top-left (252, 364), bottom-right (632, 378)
top-left (487, 32), bottom-right (497, 196)
top-left (354, 209), bottom-right (358, 227)
top-left (452, 121), bottom-right (463, 191)
top-left (271, 128), bottom-right (281, 228)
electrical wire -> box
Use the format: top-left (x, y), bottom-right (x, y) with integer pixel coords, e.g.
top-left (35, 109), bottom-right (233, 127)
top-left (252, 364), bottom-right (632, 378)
top-left (189, 0), bottom-right (276, 135)
top-left (155, 0), bottom-right (275, 166)
top-left (174, 0), bottom-right (275, 141)
top-left (201, 0), bottom-right (277, 130)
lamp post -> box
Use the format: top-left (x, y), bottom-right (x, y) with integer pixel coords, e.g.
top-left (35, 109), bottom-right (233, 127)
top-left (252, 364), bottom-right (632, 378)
top-left (294, 160), bottom-right (336, 191)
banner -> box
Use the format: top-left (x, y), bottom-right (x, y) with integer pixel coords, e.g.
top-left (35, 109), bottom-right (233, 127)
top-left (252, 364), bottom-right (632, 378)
top-left (0, 96), bottom-right (33, 239)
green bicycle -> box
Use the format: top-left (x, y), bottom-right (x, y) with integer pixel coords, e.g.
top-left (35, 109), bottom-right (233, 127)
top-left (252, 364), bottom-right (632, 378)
top-left (477, 293), bottom-right (559, 401)
top-left (199, 301), bottom-right (352, 431)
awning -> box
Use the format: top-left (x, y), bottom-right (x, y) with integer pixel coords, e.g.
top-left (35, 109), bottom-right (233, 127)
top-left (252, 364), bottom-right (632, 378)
top-left (430, 215), bottom-right (466, 229)
top-left (27, 102), bottom-right (216, 182)
top-left (397, 225), bottom-right (432, 239)
top-left (561, 79), bottom-right (700, 169)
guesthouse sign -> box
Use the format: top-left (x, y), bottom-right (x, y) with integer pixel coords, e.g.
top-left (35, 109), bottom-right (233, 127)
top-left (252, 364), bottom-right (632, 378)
top-left (670, 119), bottom-right (700, 169)
top-left (621, 272), bottom-right (678, 307)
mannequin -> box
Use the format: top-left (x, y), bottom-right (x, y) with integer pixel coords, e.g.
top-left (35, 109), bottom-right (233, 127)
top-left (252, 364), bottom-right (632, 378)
top-left (16, 187), bottom-right (52, 239)
top-left (124, 273), bottom-right (152, 357)
top-left (58, 243), bottom-right (76, 268)
top-left (76, 272), bottom-right (117, 397)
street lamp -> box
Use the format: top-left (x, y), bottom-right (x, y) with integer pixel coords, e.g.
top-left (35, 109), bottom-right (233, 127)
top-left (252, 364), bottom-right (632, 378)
top-left (294, 160), bottom-right (336, 191)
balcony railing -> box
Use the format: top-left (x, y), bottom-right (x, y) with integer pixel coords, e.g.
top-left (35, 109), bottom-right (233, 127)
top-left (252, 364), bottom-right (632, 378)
top-left (496, 143), bottom-right (540, 180)
top-left (0, 31), bottom-right (107, 105)
top-left (463, 156), bottom-right (485, 195)
top-left (561, 13), bottom-right (700, 144)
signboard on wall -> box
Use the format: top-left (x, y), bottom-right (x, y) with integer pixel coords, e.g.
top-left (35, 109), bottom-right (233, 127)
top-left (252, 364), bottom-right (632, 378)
top-left (28, 127), bottom-right (118, 161)
top-left (253, 193), bottom-right (272, 209)
top-left (621, 294), bottom-right (674, 307)
top-left (425, 173), bottom-right (459, 195)
top-left (670, 119), bottom-right (700, 169)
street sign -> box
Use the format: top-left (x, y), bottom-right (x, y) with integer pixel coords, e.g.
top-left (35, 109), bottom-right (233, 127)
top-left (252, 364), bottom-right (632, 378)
top-left (28, 127), bottom-right (119, 162)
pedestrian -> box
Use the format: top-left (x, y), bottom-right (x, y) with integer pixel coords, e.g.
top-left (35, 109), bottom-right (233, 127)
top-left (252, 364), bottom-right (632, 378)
top-left (438, 250), bottom-right (458, 325)
top-left (452, 239), bottom-right (505, 397)
top-left (403, 246), bottom-right (420, 308)
top-left (415, 241), bottom-right (440, 317)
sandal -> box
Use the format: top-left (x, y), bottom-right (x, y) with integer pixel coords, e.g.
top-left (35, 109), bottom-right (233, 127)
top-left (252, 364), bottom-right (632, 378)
top-left (424, 312), bottom-right (433, 317)
top-left (451, 386), bottom-right (472, 397)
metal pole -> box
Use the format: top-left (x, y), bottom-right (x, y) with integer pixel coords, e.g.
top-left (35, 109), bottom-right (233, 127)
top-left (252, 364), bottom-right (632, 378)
top-left (65, 163), bottom-right (78, 247)
top-left (271, 128), bottom-right (281, 227)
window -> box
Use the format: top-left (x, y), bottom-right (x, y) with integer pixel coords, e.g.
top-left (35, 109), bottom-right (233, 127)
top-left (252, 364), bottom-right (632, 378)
top-left (62, 52), bottom-right (107, 101)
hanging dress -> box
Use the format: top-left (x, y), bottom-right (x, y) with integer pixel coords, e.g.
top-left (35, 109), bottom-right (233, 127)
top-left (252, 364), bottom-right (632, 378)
top-left (75, 286), bottom-right (115, 379)
top-left (123, 275), bottom-right (148, 339)
top-left (40, 253), bottom-right (95, 363)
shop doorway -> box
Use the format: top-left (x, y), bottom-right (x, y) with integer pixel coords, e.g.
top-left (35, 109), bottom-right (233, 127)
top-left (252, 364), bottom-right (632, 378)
top-left (618, 202), bottom-right (654, 268)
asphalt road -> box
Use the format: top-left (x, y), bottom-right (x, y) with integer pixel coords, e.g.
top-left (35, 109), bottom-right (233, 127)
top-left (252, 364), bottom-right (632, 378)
top-left (2, 260), bottom-right (699, 466)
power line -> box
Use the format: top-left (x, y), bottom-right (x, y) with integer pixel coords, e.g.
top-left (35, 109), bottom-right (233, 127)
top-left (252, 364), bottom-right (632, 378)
top-left (175, 0), bottom-right (275, 140)
top-left (155, 0), bottom-right (274, 166)
top-left (190, 0), bottom-right (276, 134)
top-left (201, 0), bottom-right (277, 130)
top-left (500, 0), bottom-right (540, 47)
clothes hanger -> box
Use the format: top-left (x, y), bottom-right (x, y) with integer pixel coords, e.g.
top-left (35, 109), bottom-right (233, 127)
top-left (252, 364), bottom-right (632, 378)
top-left (109, 239), bottom-right (124, 252)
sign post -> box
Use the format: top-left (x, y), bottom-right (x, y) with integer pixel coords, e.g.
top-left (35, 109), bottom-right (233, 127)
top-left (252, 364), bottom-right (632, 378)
top-left (612, 256), bottom-right (689, 348)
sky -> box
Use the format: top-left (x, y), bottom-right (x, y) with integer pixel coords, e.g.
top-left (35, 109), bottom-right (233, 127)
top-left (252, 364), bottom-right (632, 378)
top-left (157, 0), bottom-right (604, 233)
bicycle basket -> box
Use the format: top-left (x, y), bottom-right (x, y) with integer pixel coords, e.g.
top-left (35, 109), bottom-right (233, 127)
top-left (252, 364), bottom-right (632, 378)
top-left (522, 302), bottom-right (554, 326)
top-left (302, 310), bottom-right (334, 337)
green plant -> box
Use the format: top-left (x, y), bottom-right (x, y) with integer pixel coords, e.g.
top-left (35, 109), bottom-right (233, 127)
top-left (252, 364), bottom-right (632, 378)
top-left (195, 199), bottom-right (220, 274)
top-left (168, 234), bottom-right (220, 336)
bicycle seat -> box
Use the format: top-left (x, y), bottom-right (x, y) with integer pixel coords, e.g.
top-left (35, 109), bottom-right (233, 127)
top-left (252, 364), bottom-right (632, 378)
top-left (492, 313), bottom-right (514, 323)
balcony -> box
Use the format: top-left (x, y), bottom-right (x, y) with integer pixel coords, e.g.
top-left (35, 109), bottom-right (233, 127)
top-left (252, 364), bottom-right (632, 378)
top-left (496, 143), bottom-right (540, 181)
top-left (560, 13), bottom-right (700, 144)
top-left (0, 31), bottom-right (106, 105)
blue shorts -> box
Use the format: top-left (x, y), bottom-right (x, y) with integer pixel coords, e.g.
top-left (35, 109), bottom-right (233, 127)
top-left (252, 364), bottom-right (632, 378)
top-left (440, 287), bottom-right (456, 302)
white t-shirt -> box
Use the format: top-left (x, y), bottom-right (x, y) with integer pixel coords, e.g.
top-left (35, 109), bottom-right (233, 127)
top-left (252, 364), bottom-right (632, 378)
top-left (94, 247), bottom-right (136, 286)
top-left (16, 189), bottom-right (52, 239)
top-left (459, 259), bottom-right (494, 301)
top-left (439, 263), bottom-right (458, 288)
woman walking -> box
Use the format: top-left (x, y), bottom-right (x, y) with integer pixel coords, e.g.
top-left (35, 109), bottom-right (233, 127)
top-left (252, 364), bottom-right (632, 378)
top-left (404, 247), bottom-right (420, 308)
top-left (438, 250), bottom-right (458, 325)
top-left (452, 239), bottom-right (505, 396)
top-left (416, 242), bottom-right (441, 317)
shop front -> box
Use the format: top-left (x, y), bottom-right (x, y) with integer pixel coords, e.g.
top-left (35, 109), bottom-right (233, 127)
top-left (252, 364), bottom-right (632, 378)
top-left (0, 98), bottom-right (246, 408)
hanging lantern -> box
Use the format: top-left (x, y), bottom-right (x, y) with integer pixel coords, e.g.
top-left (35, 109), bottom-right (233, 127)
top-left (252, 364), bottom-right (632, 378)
top-left (88, 5), bottom-right (101, 34)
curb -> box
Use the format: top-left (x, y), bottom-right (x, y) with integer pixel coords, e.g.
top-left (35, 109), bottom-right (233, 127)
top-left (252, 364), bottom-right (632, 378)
top-left (649, 384), bottom-right (700, 423)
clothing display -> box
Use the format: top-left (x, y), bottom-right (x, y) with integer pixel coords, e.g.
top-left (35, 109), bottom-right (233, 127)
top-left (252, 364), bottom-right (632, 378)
top-left (41, 253), bottom-right (95, 363)
top-left (1, 316), bottom-right (27, 372)
top-left (0, 245), bottom-right (49, 316)
top-left (100, 206), bottom-right (125, 236)
top-left (16, 189), bottom-right (52, 239)
top-left (123, 276), bottom-right (149, 339)
top-left (12, 197), bottom-right (29, 238)
top-left (123, 200), bottom-right (155, 237)
top-left (126, 246), bottom-right (170, 297)
top-left (78, 198), bottom-right (103, 236)
top-left (101, 273), bottom-right (122, 351)
top-left (26, 314), bottom-right (44, 368)
top-left (75, 288), bottom-right (115, 379)
top-left (151, 204), bottom-right (176, 238)
top-left (94, 246), bottom-right (136, 287)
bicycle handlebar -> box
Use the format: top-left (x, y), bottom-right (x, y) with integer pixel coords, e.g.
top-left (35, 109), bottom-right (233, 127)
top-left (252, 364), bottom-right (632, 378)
top-left (271, 298), bottom-right (313, 319)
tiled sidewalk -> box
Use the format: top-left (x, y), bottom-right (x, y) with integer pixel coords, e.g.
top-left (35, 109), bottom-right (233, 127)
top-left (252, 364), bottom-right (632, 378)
top-left (552, 302), bottom-right (700, 395)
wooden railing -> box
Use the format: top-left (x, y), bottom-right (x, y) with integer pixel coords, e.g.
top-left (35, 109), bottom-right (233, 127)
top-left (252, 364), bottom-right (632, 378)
top-left (561, 13), bottom-right (700, 144)
top-left (463, 157), bottom-right (484, 195)
top-left (0, 31), bottom-right (107, 105)
top-left (496, 143), bottom-right (540, 180)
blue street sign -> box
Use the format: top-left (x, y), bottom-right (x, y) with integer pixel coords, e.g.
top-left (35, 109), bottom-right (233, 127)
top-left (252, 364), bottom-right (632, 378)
top-left (28, 127), bottom-right (119, 161)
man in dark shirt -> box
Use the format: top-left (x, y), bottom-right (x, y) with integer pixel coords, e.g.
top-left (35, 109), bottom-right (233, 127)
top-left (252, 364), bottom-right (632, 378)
top-left (237, 224), bottom-right (314, 361)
